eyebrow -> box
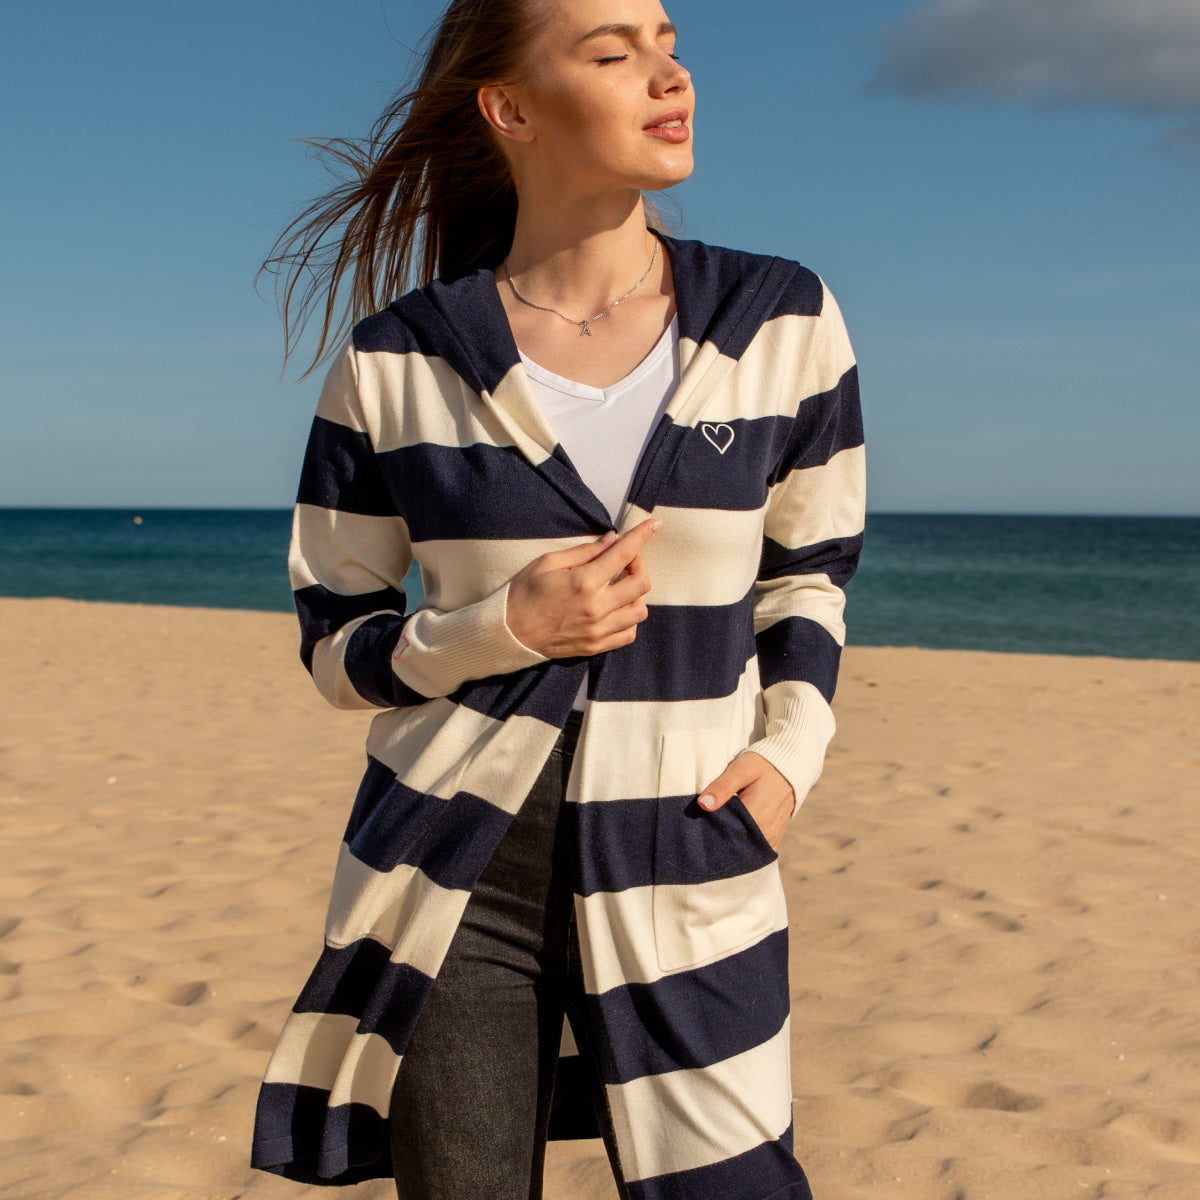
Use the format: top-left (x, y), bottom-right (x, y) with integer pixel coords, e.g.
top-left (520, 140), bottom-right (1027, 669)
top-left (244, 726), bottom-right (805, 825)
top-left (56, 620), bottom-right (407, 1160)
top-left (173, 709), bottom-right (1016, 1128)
top-left (573, 20), bottom-right (677, 48)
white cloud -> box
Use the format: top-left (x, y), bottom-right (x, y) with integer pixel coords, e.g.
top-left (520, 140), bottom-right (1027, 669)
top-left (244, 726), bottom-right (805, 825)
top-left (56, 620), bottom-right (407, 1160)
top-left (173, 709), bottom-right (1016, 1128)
top-left (872, 0), bottom-right (1200, 116)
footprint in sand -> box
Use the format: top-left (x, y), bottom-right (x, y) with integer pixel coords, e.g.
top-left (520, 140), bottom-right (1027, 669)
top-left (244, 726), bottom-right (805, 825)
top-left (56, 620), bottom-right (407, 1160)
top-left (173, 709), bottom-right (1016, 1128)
top-left (124, 976), bottom-right (211, 1007)
top-left (1106, 1109), bottom-right (1200, 1164)
top-left (882, 1068), bottom-right (1043, 1114)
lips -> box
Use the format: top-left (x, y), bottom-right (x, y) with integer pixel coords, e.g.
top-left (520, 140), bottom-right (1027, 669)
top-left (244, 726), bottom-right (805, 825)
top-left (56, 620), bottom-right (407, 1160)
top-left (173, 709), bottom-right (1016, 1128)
top-left (644, 108), bottom-right (690, 144)
top-left (644, 108), bottom-right (689, 129)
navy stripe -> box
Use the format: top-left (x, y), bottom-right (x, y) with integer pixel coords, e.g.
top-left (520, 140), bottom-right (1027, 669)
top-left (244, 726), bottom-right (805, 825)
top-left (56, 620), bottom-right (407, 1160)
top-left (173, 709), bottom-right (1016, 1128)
top-left (758, 532), bottom-right (864, 589)
top-left (293, 583), bottom-right (408, 673)
top-left (344, 757), bottom-right (514, 890)
top-left (627, 1124), bottom-right (809, 1200)
top-left (252, 1083), bottom-right (392, 1183)
top-left (770, 365), bottom-right (863, 485)
top-left (379, 441), bottom-right (604, 541)
top-left (354, 306), bottom-right (438, 357)
top-left (452, 658), bottom-right (587, 726)
top-left (653, 791), bottom-right (778, 883)
top-left (344, 613), bottom-right (429, 707)
top-left (572, 792), bottom-right (777, 896)
top-left (671, 244), bottom-right (805, 361)
top-left (296, 416), bottom-right (397, 517)
top-left (633, 414), bottom-right (785, 513)
top-left (292, 941), bottom-right (434, 1054)
top-left (389, 273), bottom-right (516, 400)
top-left (572, 798), bottom-right (657, 895)
top-left (588, 597), bottom-right (756, 704)
top-left (587, 930), bottom-right (789, 1085)
top-left (755, 615), bottom-right (842, 703)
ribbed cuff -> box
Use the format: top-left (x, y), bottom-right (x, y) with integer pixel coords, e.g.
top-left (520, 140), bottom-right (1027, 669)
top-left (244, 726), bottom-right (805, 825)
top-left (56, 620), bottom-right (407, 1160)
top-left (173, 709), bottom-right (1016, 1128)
top-left (742, 685), bottom-right (837, 817)
top-left (391, 581), bottom-right (549, 697)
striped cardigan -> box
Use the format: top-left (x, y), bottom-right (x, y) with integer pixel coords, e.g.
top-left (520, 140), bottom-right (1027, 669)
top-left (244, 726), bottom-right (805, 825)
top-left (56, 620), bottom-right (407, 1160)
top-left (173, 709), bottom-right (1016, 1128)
top-left (251, 232), bottom-right (865, 1197)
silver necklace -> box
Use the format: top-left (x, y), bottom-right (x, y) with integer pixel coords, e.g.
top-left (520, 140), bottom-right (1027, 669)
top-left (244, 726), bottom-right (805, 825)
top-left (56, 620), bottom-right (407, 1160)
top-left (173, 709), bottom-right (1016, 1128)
top-left (502, 235), bottom-right (659, 336)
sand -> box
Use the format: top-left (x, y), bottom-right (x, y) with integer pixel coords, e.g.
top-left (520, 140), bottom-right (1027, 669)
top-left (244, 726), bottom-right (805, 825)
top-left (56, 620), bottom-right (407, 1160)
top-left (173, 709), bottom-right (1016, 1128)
top-left (0, 596), bottom-right (1196, 1200)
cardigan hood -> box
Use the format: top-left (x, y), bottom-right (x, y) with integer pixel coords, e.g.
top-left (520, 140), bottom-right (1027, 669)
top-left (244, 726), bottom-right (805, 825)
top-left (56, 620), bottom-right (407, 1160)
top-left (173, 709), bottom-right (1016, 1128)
top-left (251, 233), bottom-right (864, 1198)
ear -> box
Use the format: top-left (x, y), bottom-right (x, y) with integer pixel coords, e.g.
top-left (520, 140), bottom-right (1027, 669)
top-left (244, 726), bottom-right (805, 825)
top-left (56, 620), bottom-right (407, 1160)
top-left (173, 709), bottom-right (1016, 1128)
top-left (477, 83), bottom-right (536, 144)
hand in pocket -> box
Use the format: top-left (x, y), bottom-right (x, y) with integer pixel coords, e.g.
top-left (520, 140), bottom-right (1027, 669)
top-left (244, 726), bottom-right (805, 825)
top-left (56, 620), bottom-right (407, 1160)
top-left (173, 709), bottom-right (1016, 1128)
top-left (697, 752), bottom-right (795, 851)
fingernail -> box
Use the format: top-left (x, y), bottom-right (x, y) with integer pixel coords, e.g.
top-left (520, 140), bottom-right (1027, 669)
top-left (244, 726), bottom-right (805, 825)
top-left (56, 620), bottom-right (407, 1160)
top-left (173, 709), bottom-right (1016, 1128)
top-left (698, 793), bottom-right (715, 811)
top-left (650, 520), bottom-right (663, 532)
top-left (601, 530), bottom-right (618, 543)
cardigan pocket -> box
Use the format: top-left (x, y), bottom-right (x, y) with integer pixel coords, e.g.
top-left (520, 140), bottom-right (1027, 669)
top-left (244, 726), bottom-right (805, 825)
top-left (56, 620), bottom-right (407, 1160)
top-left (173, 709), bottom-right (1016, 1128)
top-left (651, 728), bottom-right (785, 974)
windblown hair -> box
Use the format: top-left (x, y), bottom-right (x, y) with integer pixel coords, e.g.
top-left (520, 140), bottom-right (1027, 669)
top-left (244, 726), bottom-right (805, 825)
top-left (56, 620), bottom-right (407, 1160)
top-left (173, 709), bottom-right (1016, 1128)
top-left (261, 0), bottom-right (676, 375)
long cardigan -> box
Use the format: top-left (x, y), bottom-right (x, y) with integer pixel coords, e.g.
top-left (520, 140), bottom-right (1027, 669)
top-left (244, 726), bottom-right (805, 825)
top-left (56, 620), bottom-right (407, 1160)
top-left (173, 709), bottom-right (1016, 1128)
top-left (250, 232), bottom-right (865, 1198)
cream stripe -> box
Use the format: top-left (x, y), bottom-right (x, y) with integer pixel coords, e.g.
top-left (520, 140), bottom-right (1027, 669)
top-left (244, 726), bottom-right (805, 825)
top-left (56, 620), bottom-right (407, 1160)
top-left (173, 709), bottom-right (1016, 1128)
top-left (671, 307), bottom-right (855, 426)
top-left (332, 301), bottom-right (852, 454)
top-left (761, 443), bottom-right (866, 551)
top-left (324, 846), bottom-right (469, 977)
top-left (288, 504), bottom-right (412, 594)
top-left (608, 1018), bottom-right (793, 1183)
top-left (415, 535), bottom-right (598, 611)
top-left (355, 351), bottom-right (527, 457)
top-left (365, 698), bottom-right (490, 795)
top-left (634, 506), bottom-right (764, 606)
top-left (366, 706), bottom-right (558, 812)
top-left (416, 506), bottom-right (764, 611)
top-left (327, 1026), bottom-right (404, 1112)
top-left (642, 301), bottom-right (853, 437)
top-left (753, 572), bottom-right (847, 645)
top-left (455, 716), bottom-right (563, 815)
top-left (263, 1010), bottom-right (363, 1089)
top-left (262, 1011), bottom-right (401, 1117)
top-left (313, 343), bottom-right (366, 432)
top-left (577, 865), bottom-right (788, 993)
top-left (571, 662), bottom-right (761, 804)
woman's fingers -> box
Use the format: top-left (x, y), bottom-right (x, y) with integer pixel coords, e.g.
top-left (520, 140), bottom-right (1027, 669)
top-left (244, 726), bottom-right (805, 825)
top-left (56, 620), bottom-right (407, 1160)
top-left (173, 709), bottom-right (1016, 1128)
top-left (586, 519), bottom-right (660, 584)
top-left (604, 555), bottom-right (651, 608)
top-left (537, 530), bottom-right (618, 573)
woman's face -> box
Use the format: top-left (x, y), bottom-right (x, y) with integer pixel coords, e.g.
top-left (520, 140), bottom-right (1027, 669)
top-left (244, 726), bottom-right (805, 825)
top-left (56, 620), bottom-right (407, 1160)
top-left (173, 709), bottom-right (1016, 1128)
top-left (504, 0), bottom-right (694, 195)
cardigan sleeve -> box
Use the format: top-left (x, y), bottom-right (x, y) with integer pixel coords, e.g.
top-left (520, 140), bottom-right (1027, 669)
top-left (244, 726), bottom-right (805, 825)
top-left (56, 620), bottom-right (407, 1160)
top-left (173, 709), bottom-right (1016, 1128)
top-left (287, 341), bottom-right (548, 711)
top-left (742, 284), bottom-right (866, 813)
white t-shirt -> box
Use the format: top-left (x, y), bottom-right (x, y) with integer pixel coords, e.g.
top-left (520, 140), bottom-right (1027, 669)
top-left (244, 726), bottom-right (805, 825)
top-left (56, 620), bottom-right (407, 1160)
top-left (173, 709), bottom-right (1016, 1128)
top-left (520, 315), bottom-right (680, 522)
top-left (520, 314), bottom-right (680, 708)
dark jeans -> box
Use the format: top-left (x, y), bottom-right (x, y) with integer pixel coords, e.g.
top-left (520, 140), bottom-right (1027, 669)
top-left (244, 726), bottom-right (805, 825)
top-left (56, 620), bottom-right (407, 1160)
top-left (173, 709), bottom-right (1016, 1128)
top-left (389, 712), bottom-right (629, 1200)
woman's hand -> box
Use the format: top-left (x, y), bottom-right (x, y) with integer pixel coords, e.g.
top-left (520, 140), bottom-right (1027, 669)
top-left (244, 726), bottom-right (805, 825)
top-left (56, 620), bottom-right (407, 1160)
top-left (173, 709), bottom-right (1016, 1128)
top-left (505, 520), bottom-right (660, 659)
top-left (698, 753), bottom-right (795, 851)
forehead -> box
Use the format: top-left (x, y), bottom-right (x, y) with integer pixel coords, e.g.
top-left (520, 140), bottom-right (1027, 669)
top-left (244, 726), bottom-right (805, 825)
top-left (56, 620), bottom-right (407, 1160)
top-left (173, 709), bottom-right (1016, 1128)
top-left (537, 0), bottom-right (674, 48)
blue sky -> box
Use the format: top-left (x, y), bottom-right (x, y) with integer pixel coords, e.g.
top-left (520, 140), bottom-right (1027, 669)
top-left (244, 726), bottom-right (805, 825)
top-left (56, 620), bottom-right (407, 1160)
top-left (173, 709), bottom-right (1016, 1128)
top-left (1, 0), bottom-right (1196, 514)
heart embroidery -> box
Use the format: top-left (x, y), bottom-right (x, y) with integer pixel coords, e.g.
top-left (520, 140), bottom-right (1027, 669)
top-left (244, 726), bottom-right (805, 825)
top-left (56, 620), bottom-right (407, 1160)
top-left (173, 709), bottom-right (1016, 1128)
top-left (701, 423), bottom-right (735, 454)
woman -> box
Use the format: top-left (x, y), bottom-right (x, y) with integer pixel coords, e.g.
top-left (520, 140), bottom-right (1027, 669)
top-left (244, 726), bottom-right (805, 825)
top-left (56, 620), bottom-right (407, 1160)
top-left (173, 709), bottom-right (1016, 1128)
top-left (251, 0), bottom-right (865, 1197)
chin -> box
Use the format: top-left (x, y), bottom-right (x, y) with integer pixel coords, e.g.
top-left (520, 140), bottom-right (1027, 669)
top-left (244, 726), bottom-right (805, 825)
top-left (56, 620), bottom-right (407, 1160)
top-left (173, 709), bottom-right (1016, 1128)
top-left (637, 157), bottom-right (695, 192)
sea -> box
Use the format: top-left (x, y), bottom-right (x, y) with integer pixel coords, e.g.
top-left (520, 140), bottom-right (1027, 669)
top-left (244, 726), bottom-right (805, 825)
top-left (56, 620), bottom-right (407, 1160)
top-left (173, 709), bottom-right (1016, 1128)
top-left (1, 508), bottom-right (1198, 662)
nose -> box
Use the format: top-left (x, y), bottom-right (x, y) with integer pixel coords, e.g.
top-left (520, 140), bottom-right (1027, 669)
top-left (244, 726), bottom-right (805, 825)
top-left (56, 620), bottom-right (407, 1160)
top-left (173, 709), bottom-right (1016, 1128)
top-left (653, 52), bottom-right (690, 96)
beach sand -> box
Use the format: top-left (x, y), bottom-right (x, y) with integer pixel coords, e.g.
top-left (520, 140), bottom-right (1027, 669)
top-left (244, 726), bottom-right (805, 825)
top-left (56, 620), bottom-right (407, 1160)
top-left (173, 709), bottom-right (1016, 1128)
top-left (1, 596), bottom-right (1197, 1200)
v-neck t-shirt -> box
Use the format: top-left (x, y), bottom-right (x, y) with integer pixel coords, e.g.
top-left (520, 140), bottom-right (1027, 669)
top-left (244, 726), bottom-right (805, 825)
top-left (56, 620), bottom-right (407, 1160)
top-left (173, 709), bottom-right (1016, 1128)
top-left (519, 314), bottom-right (680, 524)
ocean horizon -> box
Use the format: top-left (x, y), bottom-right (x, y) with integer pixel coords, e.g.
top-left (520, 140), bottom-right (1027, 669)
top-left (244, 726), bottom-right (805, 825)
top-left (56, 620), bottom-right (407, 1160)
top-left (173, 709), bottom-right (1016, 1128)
top-left (2, 507), bottom-right (1197, 663)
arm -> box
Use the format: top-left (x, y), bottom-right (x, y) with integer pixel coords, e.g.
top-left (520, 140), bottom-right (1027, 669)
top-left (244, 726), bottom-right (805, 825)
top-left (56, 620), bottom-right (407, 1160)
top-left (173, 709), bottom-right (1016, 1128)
top-left (288, 340), bottom-right (551, 711)
top-left (699, 283), bottom-right (866, 836)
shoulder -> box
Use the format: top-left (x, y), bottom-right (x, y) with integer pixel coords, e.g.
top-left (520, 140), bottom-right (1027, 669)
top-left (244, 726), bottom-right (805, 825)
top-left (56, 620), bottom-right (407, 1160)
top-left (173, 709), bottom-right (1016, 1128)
top-left (349, 300), bottom-right (433, 357)
top-left (349, 264), bottom-right (503, 361)
top-left (657, 232), bottom-right (829, 321)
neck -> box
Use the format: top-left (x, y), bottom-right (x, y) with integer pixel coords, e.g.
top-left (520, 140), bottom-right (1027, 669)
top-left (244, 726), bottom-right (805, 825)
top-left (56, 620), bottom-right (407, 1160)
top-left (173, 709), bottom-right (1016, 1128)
top-left (501, 194), bottom-right (662, 315)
